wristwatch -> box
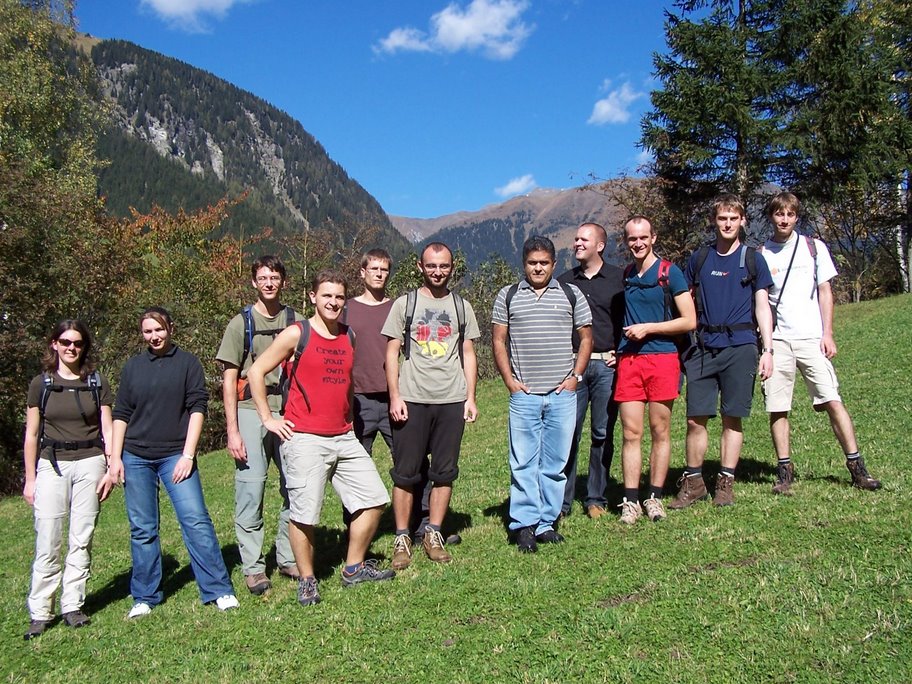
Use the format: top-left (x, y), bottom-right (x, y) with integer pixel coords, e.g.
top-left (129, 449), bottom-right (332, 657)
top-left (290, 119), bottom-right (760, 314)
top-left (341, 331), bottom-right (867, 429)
top-left (573, 373), bottom-right (583, 382)
top-left (761, 348), bottom-right (774, 355)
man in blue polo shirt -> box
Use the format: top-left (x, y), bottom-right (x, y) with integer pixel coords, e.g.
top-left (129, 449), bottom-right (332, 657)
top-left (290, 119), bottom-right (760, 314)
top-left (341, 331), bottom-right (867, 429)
top-left (492, 236), bottom-right (592, 553)
top-left (670, 194), bottom-right (774, 510)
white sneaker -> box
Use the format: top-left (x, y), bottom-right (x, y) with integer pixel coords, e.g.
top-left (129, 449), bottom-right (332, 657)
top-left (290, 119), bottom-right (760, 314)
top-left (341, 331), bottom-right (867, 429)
top-left (215, 594), bottom-right (239, 611)
top-left (127, 602), bottom-right (152, 619)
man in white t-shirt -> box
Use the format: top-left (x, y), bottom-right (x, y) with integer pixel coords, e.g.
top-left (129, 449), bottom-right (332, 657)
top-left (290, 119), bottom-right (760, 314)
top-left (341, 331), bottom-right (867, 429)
top-left (760, 192), bottom-right (881, 494)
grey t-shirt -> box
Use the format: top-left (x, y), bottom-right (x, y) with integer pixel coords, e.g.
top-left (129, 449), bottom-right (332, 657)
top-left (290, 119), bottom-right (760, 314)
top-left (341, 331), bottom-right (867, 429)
top-left (381, 290), bottom-right (480, 404)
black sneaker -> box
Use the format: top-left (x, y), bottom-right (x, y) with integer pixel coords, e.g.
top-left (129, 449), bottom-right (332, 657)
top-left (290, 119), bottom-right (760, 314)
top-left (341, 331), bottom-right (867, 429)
top-left (516, 526), bottom-right (537, 553)
top-left (297, 576), bottom-right (320, 607)
top-left (24, 619), bottom-right (50, 641)
top-left (341, 559), bottom-right (396, 588)
top-left (62, 610), bottom-right (91, 628)
top-left (535, 529), bottom-right (565, 544)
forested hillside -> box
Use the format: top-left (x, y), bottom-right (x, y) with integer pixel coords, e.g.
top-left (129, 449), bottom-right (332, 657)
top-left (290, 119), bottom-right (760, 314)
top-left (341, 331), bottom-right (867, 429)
top-left (91, 39), bottom-right (409, 256)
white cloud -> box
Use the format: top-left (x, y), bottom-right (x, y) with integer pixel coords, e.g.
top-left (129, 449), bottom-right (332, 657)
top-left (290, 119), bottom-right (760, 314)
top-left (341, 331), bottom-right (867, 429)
top-left (495, 174), bottom-right (537, 198)
top-left (587, 82), bottom-right (645, 125)
top-left (140, 0), bottom-right (248, 32)
top-left (635, 149), bottom-right (652, 167)
top-left (374, 0), bottom-right (533, 60)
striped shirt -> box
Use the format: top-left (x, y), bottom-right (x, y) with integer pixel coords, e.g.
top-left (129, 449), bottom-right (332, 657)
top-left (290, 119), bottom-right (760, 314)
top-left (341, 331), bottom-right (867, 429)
top-left (492, 279), bottom-right (592, 394)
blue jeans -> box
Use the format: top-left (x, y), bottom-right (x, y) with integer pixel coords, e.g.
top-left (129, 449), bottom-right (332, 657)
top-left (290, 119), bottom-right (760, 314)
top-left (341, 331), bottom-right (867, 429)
top-left (123, 451), bottom-right (234, 605)
top-left (563, 360), bottom-right (618, 512)
top-left (508, 390), bottom-right (576, 534)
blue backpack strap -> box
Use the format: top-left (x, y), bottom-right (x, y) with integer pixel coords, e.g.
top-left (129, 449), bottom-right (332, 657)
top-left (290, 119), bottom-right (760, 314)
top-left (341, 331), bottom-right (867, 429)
top-left (241, 304), bottom-right (255, 368)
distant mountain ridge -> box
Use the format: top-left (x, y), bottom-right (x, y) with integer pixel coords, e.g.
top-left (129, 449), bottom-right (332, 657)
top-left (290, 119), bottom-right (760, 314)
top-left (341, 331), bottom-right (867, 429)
top-left (88, 38), bottom-right (410, 256)
top-left (389, 186), bottom-right (630, 270)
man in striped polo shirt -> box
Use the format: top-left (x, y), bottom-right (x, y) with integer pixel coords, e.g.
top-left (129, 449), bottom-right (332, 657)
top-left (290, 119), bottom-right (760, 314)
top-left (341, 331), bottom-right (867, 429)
top-left (492, 236), bottom-right (593, 553)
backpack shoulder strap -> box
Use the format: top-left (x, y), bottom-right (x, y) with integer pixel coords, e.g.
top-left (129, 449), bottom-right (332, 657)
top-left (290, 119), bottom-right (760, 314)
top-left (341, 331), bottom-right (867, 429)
top-left (504, 283), bottom-right (520, 319)
top-left (241, 305), bottom-right (255, 367)
top-left (558, 282), bottom-right (577, 315)
top-left (282, 320), bottom-right (312, 414)
top-left (804, 234), bottom-right (818, 291)
top-left (739, 245), bottom-right (759, 288)
top-left (623, 263), bottom-right (635, 280)
top-left (403, 290), bottom-right (418, 361)
top-left (284, 305), bottom-right (295, 328)
top-left (453, 292), bottom-right (466, 369)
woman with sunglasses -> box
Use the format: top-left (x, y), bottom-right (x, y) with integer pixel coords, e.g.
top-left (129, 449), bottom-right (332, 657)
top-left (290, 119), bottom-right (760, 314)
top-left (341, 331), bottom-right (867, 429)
top-left (106, 307), bottom-right (238, 618)
top-left (22, 320), bottom-right (117, 640)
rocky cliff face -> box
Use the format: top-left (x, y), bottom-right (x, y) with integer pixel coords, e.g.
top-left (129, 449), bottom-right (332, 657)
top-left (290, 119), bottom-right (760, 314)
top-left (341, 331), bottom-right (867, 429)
top-left (90, 38), bottom-right (409, 256)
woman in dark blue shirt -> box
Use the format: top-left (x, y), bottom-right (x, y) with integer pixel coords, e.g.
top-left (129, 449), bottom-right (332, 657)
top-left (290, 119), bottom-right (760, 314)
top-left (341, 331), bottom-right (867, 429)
top-left (108, 307), bottom-right (238, 618)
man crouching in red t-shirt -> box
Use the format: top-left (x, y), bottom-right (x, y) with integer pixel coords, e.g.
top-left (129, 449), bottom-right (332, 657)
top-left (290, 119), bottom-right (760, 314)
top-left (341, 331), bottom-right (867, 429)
top-left (247, 270), bottom-right (395, 607)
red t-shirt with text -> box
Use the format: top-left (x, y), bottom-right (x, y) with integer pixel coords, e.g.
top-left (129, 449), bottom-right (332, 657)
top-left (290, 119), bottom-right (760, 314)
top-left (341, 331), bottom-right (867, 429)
top-left (284, 324), bottom-right (353, 436)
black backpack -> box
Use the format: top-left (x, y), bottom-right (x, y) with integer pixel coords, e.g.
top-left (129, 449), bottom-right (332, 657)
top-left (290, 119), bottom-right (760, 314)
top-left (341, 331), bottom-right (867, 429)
top-left (238, 304), bottom-right (296, 400)
top-left (689, 243), bottom-right (760, 342)
top-left (38, 371), bottom-right (104, 475)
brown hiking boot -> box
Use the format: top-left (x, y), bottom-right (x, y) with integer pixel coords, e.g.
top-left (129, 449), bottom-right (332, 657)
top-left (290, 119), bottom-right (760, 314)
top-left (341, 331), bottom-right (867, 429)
top-left (772, 462), bottom-right (795, 495)
top-left (847, 457), bottom-right (882, 491)
top-left (245, 572), bottom-right (271, 595)
top-left (586, 504), bottom-right (607, 519)
top-left (713, 474), bottom-right (735, 506)
top-left (422, 528), bottom-right (452, 563)
top-left (668, 475), bottom-right (708, 509)
top-left (391, 534), bottom-right (413, 570)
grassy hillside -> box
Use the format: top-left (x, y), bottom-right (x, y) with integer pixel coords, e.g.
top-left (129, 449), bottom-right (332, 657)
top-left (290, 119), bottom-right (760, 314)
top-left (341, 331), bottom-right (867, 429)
top-left (3, 295), bottom-right (910, 682)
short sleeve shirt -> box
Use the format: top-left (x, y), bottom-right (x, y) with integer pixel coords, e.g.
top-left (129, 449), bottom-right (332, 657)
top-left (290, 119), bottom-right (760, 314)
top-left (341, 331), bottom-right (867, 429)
top-left (618, 259), bottom-right (689, 355)
top-left (685, 246), bottom-right (773, 348)
top-left (557, 262), bottom-right (624, 352)
top-left (28, 372), bottom-right (112, 461)
top-left (492, 279), bottom-right (592, 394)
top-left (345, 298), bottom-right (394, 395)
top-left (216, 306), bottom-right (304, 411)
top-left (761, 231), bottom-right (838, 340)
top-left (381, 291), bottom-right (481, 404)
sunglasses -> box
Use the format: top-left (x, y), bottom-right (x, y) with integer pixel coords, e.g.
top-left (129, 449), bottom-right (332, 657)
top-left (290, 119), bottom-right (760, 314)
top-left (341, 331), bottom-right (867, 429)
top-left (57, 338), bottom-right (85, 349)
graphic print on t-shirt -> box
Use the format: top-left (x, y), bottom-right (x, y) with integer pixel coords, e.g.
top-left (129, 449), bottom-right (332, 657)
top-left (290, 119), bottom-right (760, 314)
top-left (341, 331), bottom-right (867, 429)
top-left (416, 307), bottom-right (453, 358)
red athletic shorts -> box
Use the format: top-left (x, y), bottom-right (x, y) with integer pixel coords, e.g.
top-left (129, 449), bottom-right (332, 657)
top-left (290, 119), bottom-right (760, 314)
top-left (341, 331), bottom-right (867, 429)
top-left (615, 353), bottom-right (681, 403)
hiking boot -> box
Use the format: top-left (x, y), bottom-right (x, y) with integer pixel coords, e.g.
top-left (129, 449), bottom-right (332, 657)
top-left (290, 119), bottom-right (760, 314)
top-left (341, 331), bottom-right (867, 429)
top-left (772, 462), bottom-right (795, 495)
top-left (642, 497), bottom-right (667, 522)
top-left (713, 474), bottom-right (735, 506)
top-left (847, 457), bottom-right (882, 491)
top-left (391, 533), bottom-right (413, 570)
top-left (535, 529), bottom-right (565, 544)
top-left (587, 504), bottom-right (607, 519)
top-left (516, 526), bottom-right (537, 553)
top-left (245, 572), bottom-right (271, 595)
top-left (24, 619), bottom-right (50, 641)
top-left (62, 610), bottom-right (90, 628)
top-left (297, 576), bottom-right (320, 607)
top-left (668, 475), bottom-right (708, 509)
top-left (341, 559), bottom-right (396, 588)
top-left (618, 499), bottom-right (642, 525)
top-left (422, 528), bottom-right (453, 563)
top-left (278, 564), bottom-right (301, 581)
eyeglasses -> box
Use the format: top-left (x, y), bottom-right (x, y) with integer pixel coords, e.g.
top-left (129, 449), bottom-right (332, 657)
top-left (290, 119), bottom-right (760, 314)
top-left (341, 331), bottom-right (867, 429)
top-left (57, 338), bottom-right (85, 349)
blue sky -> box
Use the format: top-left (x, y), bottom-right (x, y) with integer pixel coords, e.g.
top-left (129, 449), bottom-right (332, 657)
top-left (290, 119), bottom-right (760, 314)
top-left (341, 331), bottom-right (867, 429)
top-left (76, 0), bottom-right (672, 219)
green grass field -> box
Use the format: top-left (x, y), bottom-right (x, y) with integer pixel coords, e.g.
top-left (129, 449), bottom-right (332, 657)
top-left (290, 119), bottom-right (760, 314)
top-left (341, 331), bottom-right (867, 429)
top-left (4, 295), bottom-right (911, 683)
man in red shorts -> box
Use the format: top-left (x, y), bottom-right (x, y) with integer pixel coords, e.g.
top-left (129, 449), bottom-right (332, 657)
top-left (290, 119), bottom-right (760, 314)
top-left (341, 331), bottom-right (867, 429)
top-left (615, 216), bottom-right (696, 524)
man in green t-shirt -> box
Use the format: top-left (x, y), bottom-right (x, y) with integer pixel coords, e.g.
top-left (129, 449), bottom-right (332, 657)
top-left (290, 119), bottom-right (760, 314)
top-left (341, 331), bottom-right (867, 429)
top-left (216, 255), bottom-right (303, 595)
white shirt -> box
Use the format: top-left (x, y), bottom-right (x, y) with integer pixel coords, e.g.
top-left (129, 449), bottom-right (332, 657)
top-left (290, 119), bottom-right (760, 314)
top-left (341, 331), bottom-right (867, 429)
top-left (761, 231), bottom-right (838, 340)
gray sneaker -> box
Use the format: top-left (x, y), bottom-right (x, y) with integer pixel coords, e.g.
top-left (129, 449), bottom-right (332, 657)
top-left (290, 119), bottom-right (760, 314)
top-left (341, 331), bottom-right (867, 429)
top-left (297, 576), bottom-right (320, 607)
top-left (618, 499), bottom-right (643, 525)
top-left (642, 497), bottom-right (667, 522)
top-left (341, 559), bottom-right (396, 588)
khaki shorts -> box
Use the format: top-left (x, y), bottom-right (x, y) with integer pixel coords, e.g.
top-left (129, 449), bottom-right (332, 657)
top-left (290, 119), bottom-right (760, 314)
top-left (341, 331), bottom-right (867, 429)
top-left (280, 431), bottom-right (389, 526)
top-left (762, 338), bottom-right (841, 412)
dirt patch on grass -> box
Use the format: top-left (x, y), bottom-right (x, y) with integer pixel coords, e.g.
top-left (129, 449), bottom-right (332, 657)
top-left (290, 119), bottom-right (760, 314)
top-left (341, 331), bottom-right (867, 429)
top-left (598, 582), bottom-right (657, 608)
